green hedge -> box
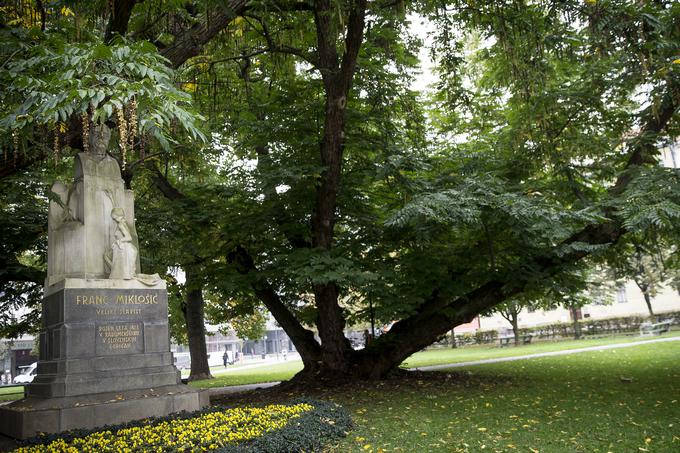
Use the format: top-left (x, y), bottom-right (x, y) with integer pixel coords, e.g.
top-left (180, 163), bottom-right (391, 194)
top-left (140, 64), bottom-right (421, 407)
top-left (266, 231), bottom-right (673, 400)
top-left (520, 311), bottom-right (680, 340)
top-left (219, 399), bottom-right (352, 452)
top-left (434, 311), bottom-right (680, 347)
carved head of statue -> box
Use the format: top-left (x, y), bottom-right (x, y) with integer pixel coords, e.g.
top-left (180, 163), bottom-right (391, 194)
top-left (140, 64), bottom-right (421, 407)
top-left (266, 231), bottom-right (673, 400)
top-left (111, 207), bottom-right (126, 223)
top-left (89, 124), bottom-right (111, 157)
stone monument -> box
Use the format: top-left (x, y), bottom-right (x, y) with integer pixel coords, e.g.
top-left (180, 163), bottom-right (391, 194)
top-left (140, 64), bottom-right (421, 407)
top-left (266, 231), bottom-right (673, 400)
top-left (0, 125), bottom-right (207, 439)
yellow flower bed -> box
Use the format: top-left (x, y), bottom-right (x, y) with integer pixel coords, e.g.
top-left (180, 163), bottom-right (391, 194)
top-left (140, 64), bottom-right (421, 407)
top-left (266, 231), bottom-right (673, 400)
top-left (15, 403), bottom-right (314, 452)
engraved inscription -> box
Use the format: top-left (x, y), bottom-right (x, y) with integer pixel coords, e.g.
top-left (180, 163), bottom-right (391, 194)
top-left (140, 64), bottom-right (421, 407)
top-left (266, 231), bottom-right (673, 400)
top-left (115, 294), bottom-right (158, 304)
top-left (75, 293), bottom-right (157, 307)
top-left (95, 307), bottom-right (142, 316)
top-left (76, 295), bottom-right (108, 305)
top-left (96, 322), bottom-right (143, 355)
top-left (66, 289), bottom-right (165, 321)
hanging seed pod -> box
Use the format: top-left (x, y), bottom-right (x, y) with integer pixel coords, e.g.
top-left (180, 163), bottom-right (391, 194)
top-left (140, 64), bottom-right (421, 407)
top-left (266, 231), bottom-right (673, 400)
top-left (12, 130), bottom-right (19, 166)
top-left (116, 106), bottom-right (128, 167)
top-left (53, 126), bottom-right (60, 166)
top-left (127, 97), bottom-right (137, 152)
top-left (81, 111), bottom-right (90, 152)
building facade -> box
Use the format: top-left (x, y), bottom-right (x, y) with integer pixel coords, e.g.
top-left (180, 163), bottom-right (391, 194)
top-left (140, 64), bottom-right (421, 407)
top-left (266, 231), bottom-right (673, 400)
top-left (480, 281), bottom-right (680, 332)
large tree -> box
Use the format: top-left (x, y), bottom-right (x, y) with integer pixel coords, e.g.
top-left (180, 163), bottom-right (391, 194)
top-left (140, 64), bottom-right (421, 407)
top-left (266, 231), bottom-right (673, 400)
top-left (2, 1), bottom-right (680, 383)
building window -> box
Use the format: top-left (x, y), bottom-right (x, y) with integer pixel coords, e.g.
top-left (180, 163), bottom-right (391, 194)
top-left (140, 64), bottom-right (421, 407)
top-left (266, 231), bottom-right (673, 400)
top-left (616, 285), bottom-right (628, 304)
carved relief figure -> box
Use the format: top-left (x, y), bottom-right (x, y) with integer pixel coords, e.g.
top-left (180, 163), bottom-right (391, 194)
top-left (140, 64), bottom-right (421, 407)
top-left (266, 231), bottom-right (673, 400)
top-left (105, 207), bottom-right (138, 279)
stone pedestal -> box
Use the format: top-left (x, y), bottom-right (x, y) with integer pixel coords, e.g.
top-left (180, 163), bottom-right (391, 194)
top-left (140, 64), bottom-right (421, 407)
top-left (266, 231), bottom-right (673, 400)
top-left (0, 279), bottom-right (207, 439)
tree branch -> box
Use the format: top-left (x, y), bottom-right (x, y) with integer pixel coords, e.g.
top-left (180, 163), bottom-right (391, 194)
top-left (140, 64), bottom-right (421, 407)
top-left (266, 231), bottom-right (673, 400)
top-left (146, 161), bottom-right (186, 201)
top-left (611, 83), bottom-right (680, 195)
top-left (339, 0), bottom-right (368, 92)
top-left (246, 15), bottom-right (319, 67)
top-left (270, 0), bottom-right (315, 12)
top-left (227, 245), bottom-right (322, 366)
top-left (185, 49), bottom-right (272, 69)
top-left (160, 1), bottom-right (249, 68)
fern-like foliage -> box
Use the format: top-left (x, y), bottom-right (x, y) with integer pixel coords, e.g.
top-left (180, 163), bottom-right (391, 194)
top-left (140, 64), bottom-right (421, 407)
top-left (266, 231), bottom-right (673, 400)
top-left (617, 167), bottom-right (680, 232)
top-left (0, 29), bottom-right (205, 152)
top-left (386, 174), bottom-right (602, 247)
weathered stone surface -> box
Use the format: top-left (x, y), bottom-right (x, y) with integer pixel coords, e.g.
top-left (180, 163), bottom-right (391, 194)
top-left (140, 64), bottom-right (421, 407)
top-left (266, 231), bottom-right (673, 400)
top-left (0, 279), bottom-right (207, 439)
top-left (0, 385), bottom-right (209, 439)
top-left (28, 279), bottom-right (181, 399)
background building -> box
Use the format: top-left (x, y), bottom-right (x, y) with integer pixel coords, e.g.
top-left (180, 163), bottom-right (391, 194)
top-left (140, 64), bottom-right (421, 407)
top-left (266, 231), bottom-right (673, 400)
top-left (0, 336), bottom-right (37, 383)
top-left (481, 281), bottom-right (679, 332)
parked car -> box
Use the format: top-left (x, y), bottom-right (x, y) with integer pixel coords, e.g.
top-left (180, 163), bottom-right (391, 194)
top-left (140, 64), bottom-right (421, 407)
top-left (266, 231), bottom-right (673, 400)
top-left (13, 362), bottom-right (37, 384)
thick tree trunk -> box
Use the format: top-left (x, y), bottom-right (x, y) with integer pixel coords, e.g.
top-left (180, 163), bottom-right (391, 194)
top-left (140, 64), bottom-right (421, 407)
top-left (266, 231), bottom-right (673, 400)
top-left (105, 0), bottom-right (139, 43)
top-left (305, 0), bottom-right (368, 375)
top-left (311, 85), bottom-right (353, 371)
top-left (183, 268), bottom-right (212, 381)
top-left (345, 282), bottom-right (509, 379)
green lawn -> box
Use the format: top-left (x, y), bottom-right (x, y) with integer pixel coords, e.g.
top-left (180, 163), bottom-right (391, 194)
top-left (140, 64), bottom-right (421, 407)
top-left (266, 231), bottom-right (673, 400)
top-left (188, 332), bottom-right (680, 389)
top-left (329, 341), bottom-right (680, 452)
top-left (0, 385), bottom-right (24, 402)
top-left (188, 361), bottom-right (304, 388)
top-left (2, 332), bottom-right (677, 405)
top-left (179, 361), bottom-right (271, 378)
top-left (401, 331), bottom-right (680, 368)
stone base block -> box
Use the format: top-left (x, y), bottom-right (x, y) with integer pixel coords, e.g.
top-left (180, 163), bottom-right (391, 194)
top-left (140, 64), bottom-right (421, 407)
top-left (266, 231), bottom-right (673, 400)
top-left (0, 384), bottom-right (209, 440)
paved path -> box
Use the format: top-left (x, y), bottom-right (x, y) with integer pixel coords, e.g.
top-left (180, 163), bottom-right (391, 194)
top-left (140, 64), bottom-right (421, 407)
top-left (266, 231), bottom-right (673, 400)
top-left (208, 381), bottom-right (280, 397)
top-left (412, 336), bottom-right (680, 371)
top-left (209, 358), bottom-right (301, 377)
top-left (180, 355), bottom-right (302, 380)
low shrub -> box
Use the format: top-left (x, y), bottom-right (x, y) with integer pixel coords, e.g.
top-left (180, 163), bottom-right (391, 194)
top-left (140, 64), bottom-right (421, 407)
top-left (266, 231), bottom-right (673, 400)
top-left (14, 399), bottom-right (352, 453)
top-left (527, 311), bottom-right (680, 340)
top-left (443, 311), bottom-right (680, 346)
